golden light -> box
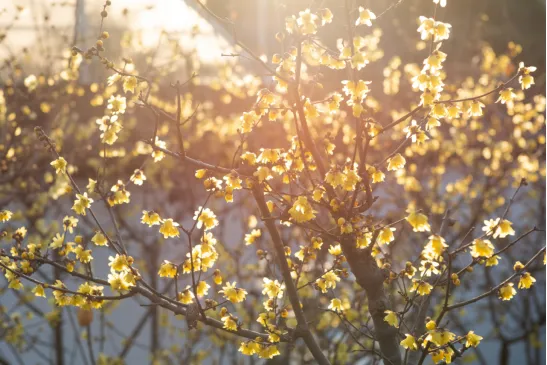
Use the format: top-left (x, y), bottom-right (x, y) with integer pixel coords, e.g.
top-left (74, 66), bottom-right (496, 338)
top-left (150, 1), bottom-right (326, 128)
top-left (0, 0), bottom-right (231, 66)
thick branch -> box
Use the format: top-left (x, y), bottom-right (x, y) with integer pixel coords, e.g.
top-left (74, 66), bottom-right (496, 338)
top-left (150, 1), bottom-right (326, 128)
top-left (340, 236), bottom-right (402, 365)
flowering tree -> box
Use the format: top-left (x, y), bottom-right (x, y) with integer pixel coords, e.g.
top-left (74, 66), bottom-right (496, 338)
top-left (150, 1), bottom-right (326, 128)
top-left (1, 0), bottom-right (545, 364)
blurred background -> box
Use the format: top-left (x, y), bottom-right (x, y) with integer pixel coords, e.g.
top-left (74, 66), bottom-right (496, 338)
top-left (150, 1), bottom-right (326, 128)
top-left (0, 0), bottom-right (545, 364)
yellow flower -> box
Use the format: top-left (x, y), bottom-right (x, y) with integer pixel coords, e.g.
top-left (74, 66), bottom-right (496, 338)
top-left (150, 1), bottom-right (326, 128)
top-left (485, 255), bottom-right (501, 267)
top-left (159, 219), bottom-right (180, 238)
top-left (178, 289), bottom-right (194, 304)
top-left (495, 219), bottom-right (515, 239)
top-left (257, 148), bottom-right (281, 164)
top-left (50, 233), bottom-right (64, 249)
top-left (425, 329), bottom-right (455, 346)
top-left (417, 16), bottom-right (435, 40)
top-left (72, 193), bottom-right (93, 216)
top-left (74, 246), bottom-right (93, 263)
top-left (387, 153), bottom-right (406, 171)
top-left (196, 281), bottom-right (210, 297)
top-left (141, 211), bottom-right (161, 227)
top-left (425, 320), bottom-right (437, 331)
top-left (431, 350), bottom-right (448, 364)
top-left (107, 73), bottom-right (121, 86)
top-left (372, 170), bottom-right (385, 183)
top-left (350, 52), bottom-right (369, 71)
top-left (433, 0), bottom-right (447, 7)
top-left (221, 315), bottom-right (238, 331)
top-left (219, 282), bottom-right (247, 303)
top-left (262, 278), bottom-right (285, 299)
top-left (338, 217), bottom-right (353, 234)
top-left (24, 74), bottom-right (38, 91)
top-left (254, 166), bottom-right (272, 183)
top-left (245, 229), bottom-right (261, 245)
top-left (50, 157), bottom-right (67, 174)
top-left (513, 261), bottom-right (525, 271)
top-left (498, 283), bottom-right (516, 301)
top-left (447, 104), bottom-right (460, 118)
top-left (433, 21), bottom-right (451, 41)
top-left (130, 169), bottom-right (146, 185)
top-left (420, 90), bottom-right (437, 106)
top-left (357, 232), bottom-right (372, 248)
top-left (312, 188), bottom-right (325, 202)
top-left (288, 196), bottom-right (316, 223)
top-left (424, 235), bottom-right (448, 259)
top-left (355, 7), bottom-right (376, 26)
top-left (33, 285), bottom-right (46, 298)
top-left (240, 111), bottom-right (257, 133)
top-left (400, 334), bottom-right (418, 350)
top-left (383, 310), bottom-right (399, 328)
top-left (468, 101), bottom-right (485, 117)
top-left (240, 152), bottom-right (257, 165)
top-left (213, 270), bottom-right (223, 285)
top-left (410, 280), bottom-right (433, 296)
top-left (470, 239), bottom-right (494, 258)
top-left (325, 169), bottom-right (346, 189)
top-left (151, 137), bottom-right (166, 162)
top-left (312, 237), bottom-right (324, 250)
top-left (13, 226), bottom-right (27, 240)
top-left (378, 227), bottom-right (396, 245)
top-left (519, 74), bottom-right (535, 90)
top-left (431, 103), bottom-right (448, 118)
top-left (99, 116), bottom-right (123, 145)
top-left (91, 232), bottom-right (108, 246)
top-left (342, 167), bottom-right (361, 191)
top-left (223, 186), bottom-right (234, 202)
top-left (424, 51), bottom-right (447, 72)
top-left (158, 260), bottom-right (177, 278)
top-left (195, 169), bottom-right (207, 179)
top-left (8, 278), bottom-right (23, 290)
top-left (323, 139), bottom-right (336, 157)
top-left (239, 341), bottom-right (261, 356)
top-left (108, 254), bottom-right (130, 272)
top-left (406, 211), bottom-right (431, 232)
top-left (328, 298), bottom-right (344, 312)
top-left (497, 88), bottom-right (516, 104)
top-left (320, 8), bottom-right (333, 24)
top-left (108, 270), bottom-right (134, 292)
top-left (0, 210), bottom-right (13, 222)
top-left (518, 62), bottom-right (536, 89)
top-left (328, 244), bottom-right (342, 256)
top-left (107, 95), bottom-right (127, 114)
top-left (258, 344), bottom-right (280, 359)
top-left (223, 173), bottom-right (242, 190)
top-left (297, 9), bottom-right (318, 35)
top-left (465, 331), bottom-right (483, 348)
top-left (193, 207), bottom-right (218, 231)
top-left (342, 79), bottom-right (371, 102)
top-left (482, 218), bottom-right (498, 235)
top-left (108, 180), bottom-right (131, 206)
top-left (183, 239), bottom-right (219, 274)
top-left (122, 76), bottom-right (138, 93)
top-left (518, 272), bottom-right (536, 289)
top-left (87, 179), bottom-right (97, 193)
top-left (63, 216), bottom-right (79, 234)
top-left (316, 271), bottom-right (340, 293)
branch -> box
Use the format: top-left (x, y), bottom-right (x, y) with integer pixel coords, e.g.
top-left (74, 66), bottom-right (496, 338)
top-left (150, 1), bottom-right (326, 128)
top-left (447, 246), bottom-right (545, 310)
top-left (251, 185), bottom-right (331, 365)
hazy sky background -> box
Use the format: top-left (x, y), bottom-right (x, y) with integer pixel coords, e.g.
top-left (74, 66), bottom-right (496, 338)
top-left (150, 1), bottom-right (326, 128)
top-left (0, 0), bottom-right (544, 364)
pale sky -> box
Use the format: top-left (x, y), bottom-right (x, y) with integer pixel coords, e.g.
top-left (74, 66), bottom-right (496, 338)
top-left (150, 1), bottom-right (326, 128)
top-left (0, 0), bottom-right (230, 64)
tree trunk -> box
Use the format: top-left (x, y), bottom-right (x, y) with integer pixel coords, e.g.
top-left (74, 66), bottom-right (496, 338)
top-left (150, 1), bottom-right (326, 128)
top-left (341, 236), bottom-right (402, 365)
